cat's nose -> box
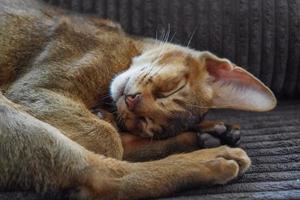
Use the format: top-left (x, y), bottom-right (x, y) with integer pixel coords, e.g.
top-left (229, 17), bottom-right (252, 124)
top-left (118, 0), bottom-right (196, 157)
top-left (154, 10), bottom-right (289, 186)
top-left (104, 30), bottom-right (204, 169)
top-left (125, 93), bottom-right (141, 111)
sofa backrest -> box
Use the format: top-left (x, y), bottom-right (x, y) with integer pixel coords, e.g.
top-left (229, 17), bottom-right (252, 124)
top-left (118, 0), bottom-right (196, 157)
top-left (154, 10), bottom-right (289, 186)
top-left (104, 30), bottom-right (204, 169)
top-left (44, 0), bottom-right (300, 99)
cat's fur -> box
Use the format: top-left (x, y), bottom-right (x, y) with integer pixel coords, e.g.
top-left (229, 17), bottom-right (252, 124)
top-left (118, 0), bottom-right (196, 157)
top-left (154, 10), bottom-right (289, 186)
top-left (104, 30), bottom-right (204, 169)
top-left (0, 0), bottom-right (276, 199)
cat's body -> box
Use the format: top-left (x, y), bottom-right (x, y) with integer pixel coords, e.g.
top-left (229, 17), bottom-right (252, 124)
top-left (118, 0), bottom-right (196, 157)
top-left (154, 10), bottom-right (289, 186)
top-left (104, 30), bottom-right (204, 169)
top-left (0, 0), bottom-right (276, 199)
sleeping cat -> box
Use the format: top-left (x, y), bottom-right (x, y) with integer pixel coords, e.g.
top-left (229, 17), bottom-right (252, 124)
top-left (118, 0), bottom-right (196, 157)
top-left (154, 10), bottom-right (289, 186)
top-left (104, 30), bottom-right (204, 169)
top-left (0, 0), bottom-right (277, 199)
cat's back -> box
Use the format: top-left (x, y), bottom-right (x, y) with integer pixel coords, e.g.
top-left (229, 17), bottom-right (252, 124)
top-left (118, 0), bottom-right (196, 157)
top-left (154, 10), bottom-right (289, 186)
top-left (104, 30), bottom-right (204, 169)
top-left (0, 0), bottom-right (140, 107)
top-left (0, 0), bottom-right (115, 86)
top-left (0, 0), bottom-right (58, 85)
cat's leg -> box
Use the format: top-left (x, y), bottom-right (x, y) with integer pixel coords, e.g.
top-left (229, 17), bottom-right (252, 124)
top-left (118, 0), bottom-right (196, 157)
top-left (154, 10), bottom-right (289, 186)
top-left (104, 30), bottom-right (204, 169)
top-left (5, 87), bottom-right (124, 159)
top-left (8, 86), bottom-right (192, 162)
top-left (121, 120), bottom-right (241, 162)
top-left (0, 93), bottom-right (250, 199)
top-left (78, 146), bottom-right (251, 200)
top-left (0, 93), bottom-right (129, 197)
top-left (121, 132), bottom-right (199, 161)
top-left (0, 93), bottom-right (97, 192)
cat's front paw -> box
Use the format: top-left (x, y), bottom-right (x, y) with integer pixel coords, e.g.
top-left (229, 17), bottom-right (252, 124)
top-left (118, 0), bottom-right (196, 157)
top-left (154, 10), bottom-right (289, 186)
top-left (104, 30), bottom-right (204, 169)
top-left (204, 148), bottom-right (250, 184)
top-left (187, 146), bottom-right (251, 185)
top-left (197, 122), bottom-right (241, 148)
top-left (216, 146), bottom-right (251, 175)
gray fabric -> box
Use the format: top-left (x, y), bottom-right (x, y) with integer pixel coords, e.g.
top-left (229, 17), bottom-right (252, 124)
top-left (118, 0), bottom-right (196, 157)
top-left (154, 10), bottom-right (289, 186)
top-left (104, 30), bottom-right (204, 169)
top-left (158, 100), bottom-right (300, 200)
top-left (42, 0), bottom-right (300, 99)
top-left (1, 0), bottom-right (300, 199)
top-left (1, 101), bottom-right (300, 199)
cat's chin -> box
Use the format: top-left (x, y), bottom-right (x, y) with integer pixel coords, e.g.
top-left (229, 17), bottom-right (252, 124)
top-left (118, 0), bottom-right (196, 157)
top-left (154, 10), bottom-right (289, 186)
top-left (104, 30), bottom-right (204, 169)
top-left (116, 112), bottom-right (205, 140)
top-left (114, 110), bottom-right (153, 138)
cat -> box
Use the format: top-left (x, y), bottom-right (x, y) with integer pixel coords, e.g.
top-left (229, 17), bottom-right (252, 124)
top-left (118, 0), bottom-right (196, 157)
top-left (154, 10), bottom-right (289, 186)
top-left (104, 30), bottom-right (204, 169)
top-left (0, 0), bottom-right (276, 199)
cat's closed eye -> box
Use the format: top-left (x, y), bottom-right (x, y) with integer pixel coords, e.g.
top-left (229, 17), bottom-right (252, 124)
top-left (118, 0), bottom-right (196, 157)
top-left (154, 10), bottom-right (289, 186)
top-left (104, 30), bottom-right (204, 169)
top-left (154, 80), bottom-right (187, 99)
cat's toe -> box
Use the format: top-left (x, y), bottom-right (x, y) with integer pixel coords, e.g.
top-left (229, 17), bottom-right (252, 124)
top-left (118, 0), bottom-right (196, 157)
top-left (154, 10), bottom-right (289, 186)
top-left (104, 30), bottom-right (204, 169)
top-left (221, 124), bottom-right (241, 147)
top-left (208, 123), bottom-right (241, 147)
top-left (197, 133), bottom-right (221, 148)
top-left (222, 147), bottom-right (251, 175)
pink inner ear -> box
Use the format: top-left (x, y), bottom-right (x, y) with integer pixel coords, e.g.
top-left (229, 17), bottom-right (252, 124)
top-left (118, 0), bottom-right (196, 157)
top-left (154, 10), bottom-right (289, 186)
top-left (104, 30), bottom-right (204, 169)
top-left (205, 58), bottom-right (265, 92)
top-left (204, 57), bottom-right (277, 111)
top-left (206, 59), bottom-right (230, 80)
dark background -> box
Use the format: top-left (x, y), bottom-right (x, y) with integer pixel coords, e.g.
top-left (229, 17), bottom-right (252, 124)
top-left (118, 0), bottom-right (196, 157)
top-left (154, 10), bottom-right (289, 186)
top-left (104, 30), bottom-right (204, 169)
top-left (43, 0), bottom-right (300, 99)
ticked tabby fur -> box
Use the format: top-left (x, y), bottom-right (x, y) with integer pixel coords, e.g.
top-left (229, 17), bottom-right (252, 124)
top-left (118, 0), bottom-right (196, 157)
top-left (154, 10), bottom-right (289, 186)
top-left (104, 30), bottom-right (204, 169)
top-left (0, 0), bottom-right (276, 199)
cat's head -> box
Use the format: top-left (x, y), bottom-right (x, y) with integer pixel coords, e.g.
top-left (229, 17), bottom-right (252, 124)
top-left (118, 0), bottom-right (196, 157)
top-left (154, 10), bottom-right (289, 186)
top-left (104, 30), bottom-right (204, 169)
top-left (110, 41), bottom-right (277, 139)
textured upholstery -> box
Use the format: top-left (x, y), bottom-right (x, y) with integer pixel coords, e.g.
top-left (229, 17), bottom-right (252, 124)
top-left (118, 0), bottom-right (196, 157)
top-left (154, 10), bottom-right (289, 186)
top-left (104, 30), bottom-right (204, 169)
top-left (1, 1), bottom-right (299, 199)
top-left (43, 0), bottom-right (300, 99)
top-left (159, 101), bottom-right (300, 200)
top-left (1, 101), bottom-right (300, 199)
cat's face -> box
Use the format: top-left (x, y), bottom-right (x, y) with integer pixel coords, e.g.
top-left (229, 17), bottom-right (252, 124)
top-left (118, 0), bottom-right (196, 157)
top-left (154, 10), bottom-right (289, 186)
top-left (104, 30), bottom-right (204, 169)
top-left (110, 43), bottom-right (276, 139)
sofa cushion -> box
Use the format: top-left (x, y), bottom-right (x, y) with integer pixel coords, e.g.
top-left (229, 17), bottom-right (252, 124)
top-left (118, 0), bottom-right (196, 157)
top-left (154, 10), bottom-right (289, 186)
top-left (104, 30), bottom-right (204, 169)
top-left (43, 0), bottom-right (300, 99)
top-left (1, 100), bottom-right (299, 199)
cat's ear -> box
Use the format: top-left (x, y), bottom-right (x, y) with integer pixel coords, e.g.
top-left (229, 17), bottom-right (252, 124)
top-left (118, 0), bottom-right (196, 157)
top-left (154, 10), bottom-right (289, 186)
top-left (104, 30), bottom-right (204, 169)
top-left (199, 51), bottom-right (277, 111)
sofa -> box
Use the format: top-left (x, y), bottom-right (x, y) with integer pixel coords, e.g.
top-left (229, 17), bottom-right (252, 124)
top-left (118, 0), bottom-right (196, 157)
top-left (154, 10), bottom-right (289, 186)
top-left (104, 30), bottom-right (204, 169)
top-left (2, 0), bottom-right (300, 199)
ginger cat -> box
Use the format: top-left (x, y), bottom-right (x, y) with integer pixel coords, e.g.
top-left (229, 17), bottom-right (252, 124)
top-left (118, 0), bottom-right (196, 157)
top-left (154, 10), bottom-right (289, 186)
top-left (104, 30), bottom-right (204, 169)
top-left (0, 0), bottom-right (276, 199)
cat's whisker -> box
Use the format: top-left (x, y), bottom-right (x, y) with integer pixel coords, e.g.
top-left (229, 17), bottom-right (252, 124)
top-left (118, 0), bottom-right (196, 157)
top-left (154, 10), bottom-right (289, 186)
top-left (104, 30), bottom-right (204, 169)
top-left (145, 32), bottom-right (175, 78)
top-left (159, 31), bottom-right (176, 57)
top-left (140, 60), bottom-right (157, 82)
top-left (158, 27), bottom-right (168, 47)
top-left (144, 27), bottom-right (174, 79)
top-left (160, 24), bottom-right (170, 44)
top-left (186, 28), bottom-right (197, 48)
top-left (169, 32), bottom-right (176, 43)
top-left (148, 31), bottom-right (177, 78)
top-left (164, 24), bottom-right (171, 43)
top-left (157, 25), bottom-right (171, 56)
top-left (139, 27), bottom-right (170, 79)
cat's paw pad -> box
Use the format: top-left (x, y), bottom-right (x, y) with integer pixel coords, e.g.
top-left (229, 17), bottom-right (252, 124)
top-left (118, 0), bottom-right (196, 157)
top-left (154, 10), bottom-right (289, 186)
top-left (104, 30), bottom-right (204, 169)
top-left (197, 133), bottom-right (222, 148)
top-left (218, 124), bottom-right (241, 147)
